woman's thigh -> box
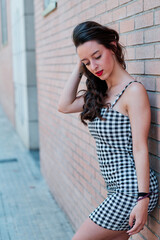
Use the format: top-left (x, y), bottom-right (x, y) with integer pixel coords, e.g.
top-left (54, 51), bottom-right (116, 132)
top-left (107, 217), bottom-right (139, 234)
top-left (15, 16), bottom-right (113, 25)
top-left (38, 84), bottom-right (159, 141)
top-left (72, 218), bottom-right (129, 240)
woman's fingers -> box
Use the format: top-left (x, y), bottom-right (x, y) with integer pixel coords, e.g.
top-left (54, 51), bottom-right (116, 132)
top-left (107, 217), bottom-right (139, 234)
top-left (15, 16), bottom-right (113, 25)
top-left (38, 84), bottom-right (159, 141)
top-left (128, 212), bottom-right (134, 228)
top-left (127, 219), bottom-right (144, 235)
top-left (127, 201), bottom-right (148, 236)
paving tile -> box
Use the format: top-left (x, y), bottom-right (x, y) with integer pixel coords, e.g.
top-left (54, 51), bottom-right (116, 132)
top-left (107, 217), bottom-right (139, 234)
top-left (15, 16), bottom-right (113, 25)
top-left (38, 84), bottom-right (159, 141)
top-left (0, 106), bottom-right (74, 240)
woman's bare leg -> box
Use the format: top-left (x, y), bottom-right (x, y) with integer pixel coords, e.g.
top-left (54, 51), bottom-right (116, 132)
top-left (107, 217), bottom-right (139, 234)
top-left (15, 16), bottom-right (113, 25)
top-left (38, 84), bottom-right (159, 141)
top-left (72, 218), bottom-right (129, 240)
top-left (113, 233), bottom-right (130, 240)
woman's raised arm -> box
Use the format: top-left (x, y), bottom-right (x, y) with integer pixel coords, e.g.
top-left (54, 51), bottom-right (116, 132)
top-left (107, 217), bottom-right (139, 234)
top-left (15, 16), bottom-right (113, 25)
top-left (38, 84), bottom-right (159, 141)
top-left (58, 61), bottom-right (85, 114)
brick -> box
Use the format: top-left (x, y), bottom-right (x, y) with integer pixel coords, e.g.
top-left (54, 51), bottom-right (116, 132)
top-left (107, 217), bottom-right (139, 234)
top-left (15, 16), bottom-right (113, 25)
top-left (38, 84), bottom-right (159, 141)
top-left (91, 177), bottom-right (100, 191)
top-left (140, 225), bottom-right (159, 240)
top-left (127, 0), bottom-right (143, 17)
top-left (81, 0), bottom-right (90, 11)
top-left (89, 0), bottom-right (101, 6)
top-left (148, 92), bottom-right (160, 108)
top-left (90, 157), bottom-right (99, 170)
top-left (148, 216), bottom-right (160, 236)
top-left (130, 233), bottom-right (144, 240)
top-left (95, 191), bottom-right (105, 203)
top-left (106, 0), bottom-right (119, 10)
top-left (85, 7), bottom-right (96, 20)
top-left (96, 171), bottom-right (106, 185)
top-left (101, 11), bottom-right (112, 24)
top-left (100, 186), bottom-right (107, 198)
top-left (151, 108), bottom-right (160, 124)
top-left (144, 0), bottom-right (160, 11)
top-left (135, 12), bottom-right (153, 29)
top-left (109, 22), bottom-right (119, 32)
top-left (127, 61), bottom-right (144, 74)
top-left (158, 143), bottom-right (160, 158)
top-left (84, 188), bottom-right (92, 202)
top-left (125, 47), bottom-right (135, 60)
top-left (145, 61), bottom-right (160, 75)
top-left (95, 2), bottom-right (107, 15)
top-left (136, 45), bottom-right (154, 59)
top-left (158, 193), bottom-right (160, 205)
top-left (155, 44), bottom-right (160, 58)
top-left (148, 139), bottom-right (160, 156)
top-left (156, 78), bottom-right (160, 92)
top-left (155, 10), bottom-right (160, 25)
top-left (112, 6), bottom-right (126, 21)
top-left (91, 197), bottom-right (99, 208)
top-left (127, 31), bottom-right (143, 46)
top-left (85, 181), bottom-right (96, 197)
top-left (149, 154), bottom-right (160, 172)
top-left (120, 18), bottom-right (134, 33)
top-left (120, 0), bottom-right (132, 4)
top-left (150, 206), bottom-right (159, 220)
top-left (145, 27), bottom-right (160, 43)
top-left (120, 34), bottom-right (127, 46)
top-left (135, 76), bottom-right (156, 91)
top-left (149, 124), bottom-right (160, 141)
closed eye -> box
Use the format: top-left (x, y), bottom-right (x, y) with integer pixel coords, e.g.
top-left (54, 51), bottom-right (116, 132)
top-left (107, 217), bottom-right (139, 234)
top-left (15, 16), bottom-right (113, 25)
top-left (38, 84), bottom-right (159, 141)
top-left (95, 55), bottom-right (101, 59)
top-left (84, 55), bottom-right (101, 66)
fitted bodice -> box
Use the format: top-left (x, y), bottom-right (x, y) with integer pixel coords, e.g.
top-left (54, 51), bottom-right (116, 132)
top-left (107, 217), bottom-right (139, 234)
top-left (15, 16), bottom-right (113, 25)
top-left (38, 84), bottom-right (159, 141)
top-left (88, 81), bottom-right (139, 192)
top-left (88, 108), bottom-right (132, 153)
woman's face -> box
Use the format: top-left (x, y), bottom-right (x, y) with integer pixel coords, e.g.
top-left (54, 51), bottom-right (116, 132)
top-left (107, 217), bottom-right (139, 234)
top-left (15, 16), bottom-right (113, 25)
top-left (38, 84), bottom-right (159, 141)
top-left (77, 40), bottom-right (116, 81)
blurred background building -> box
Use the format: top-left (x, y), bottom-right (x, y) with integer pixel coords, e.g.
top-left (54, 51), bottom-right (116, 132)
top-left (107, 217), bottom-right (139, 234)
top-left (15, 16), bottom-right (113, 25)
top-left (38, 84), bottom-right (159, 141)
top-left (0, 0), bottom-right (159, 239)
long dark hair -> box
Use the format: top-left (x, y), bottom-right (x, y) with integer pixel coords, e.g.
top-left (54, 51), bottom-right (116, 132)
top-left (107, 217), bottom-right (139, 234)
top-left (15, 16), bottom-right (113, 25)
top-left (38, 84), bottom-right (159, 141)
top-left (72, 21), bottom-right (126, 125)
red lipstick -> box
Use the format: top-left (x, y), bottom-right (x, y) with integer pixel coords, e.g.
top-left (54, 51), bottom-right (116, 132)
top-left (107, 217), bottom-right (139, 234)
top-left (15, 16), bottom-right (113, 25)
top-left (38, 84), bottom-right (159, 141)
top-left (96, 70), bottom-right (103, 76)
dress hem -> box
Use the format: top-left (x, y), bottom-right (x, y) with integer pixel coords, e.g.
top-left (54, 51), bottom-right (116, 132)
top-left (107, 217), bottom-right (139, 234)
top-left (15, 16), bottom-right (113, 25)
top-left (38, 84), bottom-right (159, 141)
top-left (88, 215), bottom-right (129, 231)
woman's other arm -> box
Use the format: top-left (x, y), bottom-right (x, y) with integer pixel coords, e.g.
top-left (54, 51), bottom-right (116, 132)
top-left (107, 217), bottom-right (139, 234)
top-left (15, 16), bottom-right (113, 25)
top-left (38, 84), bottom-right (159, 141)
top-left (126, 82), bottom-right (151, 236)
top-left (58, 61), bottom-right (85, 113)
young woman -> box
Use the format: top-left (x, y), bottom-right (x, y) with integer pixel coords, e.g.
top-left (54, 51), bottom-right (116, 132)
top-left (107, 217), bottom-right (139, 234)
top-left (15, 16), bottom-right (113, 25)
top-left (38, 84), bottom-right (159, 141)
top-left (58, 21), bottom-right (158, 240)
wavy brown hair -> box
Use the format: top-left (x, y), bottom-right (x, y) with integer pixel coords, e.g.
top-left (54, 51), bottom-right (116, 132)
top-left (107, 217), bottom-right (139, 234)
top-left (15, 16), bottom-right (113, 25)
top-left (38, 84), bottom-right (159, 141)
top-left (72, 21), bottom-right (126, 125)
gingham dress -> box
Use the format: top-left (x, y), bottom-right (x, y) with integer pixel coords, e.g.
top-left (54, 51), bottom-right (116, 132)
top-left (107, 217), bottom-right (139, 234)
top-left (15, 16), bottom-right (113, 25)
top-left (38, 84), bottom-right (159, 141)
top-left (88, 81), bottom-right (159, 231)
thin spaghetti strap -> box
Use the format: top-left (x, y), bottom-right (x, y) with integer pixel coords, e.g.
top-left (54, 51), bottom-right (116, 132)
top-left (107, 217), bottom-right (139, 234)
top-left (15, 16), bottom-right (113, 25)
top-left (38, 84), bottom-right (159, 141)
top-left (111, 80), bottom-right (142, 109)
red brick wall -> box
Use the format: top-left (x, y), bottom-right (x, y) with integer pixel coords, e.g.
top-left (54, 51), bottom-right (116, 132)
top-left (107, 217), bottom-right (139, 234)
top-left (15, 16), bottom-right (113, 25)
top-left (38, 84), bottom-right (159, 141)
top-left (0, 0), bottom-right (15, 125)
top-left (34, 0), bottom-right (160, 238)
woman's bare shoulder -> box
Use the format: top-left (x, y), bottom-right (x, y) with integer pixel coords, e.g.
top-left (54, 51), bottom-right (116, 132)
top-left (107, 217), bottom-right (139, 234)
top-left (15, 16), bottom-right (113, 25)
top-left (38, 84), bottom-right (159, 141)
top-left (125, 81), bottom-right (150, 113)
top-left (126, 81), bottom-right (147, 100)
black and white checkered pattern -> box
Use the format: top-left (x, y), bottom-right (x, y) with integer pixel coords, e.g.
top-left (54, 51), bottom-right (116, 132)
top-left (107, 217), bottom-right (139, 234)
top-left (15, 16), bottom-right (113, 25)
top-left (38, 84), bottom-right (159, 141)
top-left (88, 81), bottom-right (159, 230)
top-left (89, 192), bottom-right (137, 230)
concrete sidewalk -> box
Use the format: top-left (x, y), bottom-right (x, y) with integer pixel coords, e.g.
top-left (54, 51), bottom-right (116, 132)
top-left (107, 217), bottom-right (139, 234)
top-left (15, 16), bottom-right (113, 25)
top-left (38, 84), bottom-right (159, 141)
top-left (0, 106), bottom-right (74, 240)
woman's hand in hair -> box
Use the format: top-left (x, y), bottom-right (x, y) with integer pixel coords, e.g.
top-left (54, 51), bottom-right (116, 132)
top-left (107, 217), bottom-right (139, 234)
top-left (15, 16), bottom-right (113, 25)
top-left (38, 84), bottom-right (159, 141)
top-left (58, 61), bottom-right (85, 113)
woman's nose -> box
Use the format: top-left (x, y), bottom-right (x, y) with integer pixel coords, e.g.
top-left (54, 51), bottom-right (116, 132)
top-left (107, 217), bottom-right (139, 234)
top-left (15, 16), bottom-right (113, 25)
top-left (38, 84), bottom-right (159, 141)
top-left (90, 61), bottom-right (98, 71)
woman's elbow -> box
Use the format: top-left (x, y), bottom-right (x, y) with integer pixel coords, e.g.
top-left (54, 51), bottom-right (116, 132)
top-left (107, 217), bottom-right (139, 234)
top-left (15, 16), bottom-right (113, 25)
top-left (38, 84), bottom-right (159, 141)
top-left (57, 104), bottom-right (69, 113)
top-left (133, 142), bottom-right (148, 153)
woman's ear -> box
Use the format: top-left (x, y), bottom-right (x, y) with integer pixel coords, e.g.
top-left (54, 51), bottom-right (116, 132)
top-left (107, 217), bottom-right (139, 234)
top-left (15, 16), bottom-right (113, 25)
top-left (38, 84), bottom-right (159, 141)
top-left (111, 41), bottom-right (117, 47)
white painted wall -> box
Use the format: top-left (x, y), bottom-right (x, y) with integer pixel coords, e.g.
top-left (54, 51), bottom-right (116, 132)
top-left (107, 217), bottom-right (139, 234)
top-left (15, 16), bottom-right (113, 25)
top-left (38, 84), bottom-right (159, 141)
top-left (10, 0), bottom-right (39, 149)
